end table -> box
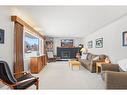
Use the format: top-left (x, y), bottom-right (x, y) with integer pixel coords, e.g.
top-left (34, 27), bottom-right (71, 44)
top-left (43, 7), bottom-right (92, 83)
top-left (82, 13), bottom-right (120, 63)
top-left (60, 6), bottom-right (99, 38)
top-left (96, 62), bottom-right (109, 73)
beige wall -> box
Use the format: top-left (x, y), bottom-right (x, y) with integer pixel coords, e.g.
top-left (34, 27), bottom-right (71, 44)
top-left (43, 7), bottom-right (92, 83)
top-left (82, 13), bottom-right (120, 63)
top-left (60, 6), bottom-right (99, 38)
top-left (0, 7), bottom-right (44, 72)
top-left (0, 7), bottom-right (14, 71)
top-left (84, 14), bottom-right (127, 63)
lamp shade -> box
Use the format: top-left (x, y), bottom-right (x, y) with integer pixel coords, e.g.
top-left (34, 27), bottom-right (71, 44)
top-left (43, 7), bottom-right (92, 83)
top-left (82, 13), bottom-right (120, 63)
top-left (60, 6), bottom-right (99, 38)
top-left (80, 48), bottom-right (88, 53)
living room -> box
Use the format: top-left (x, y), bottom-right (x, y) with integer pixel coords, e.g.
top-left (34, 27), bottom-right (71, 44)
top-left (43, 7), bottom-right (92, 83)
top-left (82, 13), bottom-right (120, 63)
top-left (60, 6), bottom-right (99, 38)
top-left (0, 5), bottom-right (127, 91)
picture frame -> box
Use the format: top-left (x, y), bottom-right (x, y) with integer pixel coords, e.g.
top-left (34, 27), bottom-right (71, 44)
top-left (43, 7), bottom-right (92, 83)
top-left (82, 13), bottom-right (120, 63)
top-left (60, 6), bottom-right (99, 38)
top-left (61, 39), bottom-right (73, 47)
top-left (95, 38), bottom-right (103, 48)
top-left (122, 31), bottom-right (127, 46)
top-left (87, 41), bottom-right (93, 48)
top-left (0, 29), bottom-right (4, 44)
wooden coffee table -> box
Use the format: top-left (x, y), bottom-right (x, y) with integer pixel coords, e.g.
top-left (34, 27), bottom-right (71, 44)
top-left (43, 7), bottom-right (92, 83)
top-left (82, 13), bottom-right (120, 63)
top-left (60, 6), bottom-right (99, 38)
top-left (68, 60), bottom-right (80, 70)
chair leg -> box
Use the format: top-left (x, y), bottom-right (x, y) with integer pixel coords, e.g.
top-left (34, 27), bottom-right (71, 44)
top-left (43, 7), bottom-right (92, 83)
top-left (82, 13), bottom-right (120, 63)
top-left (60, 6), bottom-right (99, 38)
top-left (35, 78), bottom-right (39, 90)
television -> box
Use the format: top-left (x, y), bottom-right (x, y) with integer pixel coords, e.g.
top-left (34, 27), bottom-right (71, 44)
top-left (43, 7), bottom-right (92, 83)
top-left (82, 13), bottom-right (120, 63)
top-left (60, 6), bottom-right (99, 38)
top-left (24, 32), bottom-right (39, 58)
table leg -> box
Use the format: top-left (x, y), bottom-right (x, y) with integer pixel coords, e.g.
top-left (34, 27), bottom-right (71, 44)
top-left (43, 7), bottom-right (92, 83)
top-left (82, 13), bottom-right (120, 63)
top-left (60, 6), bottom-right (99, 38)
top-left (69, 62), bottom-right (71, 67)
top-left (71, 64), bottom-right (73, 70)
top-left (96, 66), bottom-right (98, 73)
top-left (69, 62), bottom-right (70, 67)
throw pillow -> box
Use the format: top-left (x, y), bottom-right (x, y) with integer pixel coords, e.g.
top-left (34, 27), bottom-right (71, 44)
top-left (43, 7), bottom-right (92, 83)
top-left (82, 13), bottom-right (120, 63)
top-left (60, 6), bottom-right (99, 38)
top-left (99, 55), bottom-right (106, 61)
top-left (92, 56), bottom-right (99, 61)
top-left (81, 53), bottom-right (87, 60)
top-left (118, 58), bottom-right (127, 71)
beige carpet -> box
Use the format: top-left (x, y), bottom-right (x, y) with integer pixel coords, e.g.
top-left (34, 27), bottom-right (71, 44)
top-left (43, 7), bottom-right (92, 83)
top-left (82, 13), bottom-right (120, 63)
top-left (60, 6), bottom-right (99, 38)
top-left (0, 61), bottom-right (105, 89)
top-left (32, 61), bottom-right (105, 89)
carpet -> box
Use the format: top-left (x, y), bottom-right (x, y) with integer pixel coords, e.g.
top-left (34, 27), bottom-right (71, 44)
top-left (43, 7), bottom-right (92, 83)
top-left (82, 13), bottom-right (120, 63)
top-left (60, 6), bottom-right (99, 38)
top-left (33, 61), bottom-right (105, 89)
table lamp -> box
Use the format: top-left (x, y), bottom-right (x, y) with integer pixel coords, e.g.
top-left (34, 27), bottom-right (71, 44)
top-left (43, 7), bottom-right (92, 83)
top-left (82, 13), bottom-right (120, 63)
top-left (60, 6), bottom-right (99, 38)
top-left (80, 48), bottom-right (88, 54)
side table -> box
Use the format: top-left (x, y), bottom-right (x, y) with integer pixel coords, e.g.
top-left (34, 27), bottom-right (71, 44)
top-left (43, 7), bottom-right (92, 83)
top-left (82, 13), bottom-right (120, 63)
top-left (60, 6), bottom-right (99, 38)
top-left (68, 60), bottom-right (80, 70)
top-left (96, 62), bottom-right (109, 73)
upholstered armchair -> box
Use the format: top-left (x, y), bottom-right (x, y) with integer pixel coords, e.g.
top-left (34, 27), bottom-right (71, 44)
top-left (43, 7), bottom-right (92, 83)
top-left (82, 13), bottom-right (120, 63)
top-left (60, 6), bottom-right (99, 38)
top-left (101, 64), bottom-right (127, 89)
top-left (0, 61), bottom-right (39, 89)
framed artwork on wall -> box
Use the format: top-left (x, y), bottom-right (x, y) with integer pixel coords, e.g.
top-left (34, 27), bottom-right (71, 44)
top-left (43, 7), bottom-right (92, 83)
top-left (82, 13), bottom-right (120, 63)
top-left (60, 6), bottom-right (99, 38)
top-left (95, 38), bottom-right (103, 48)
top-left (122, 31), bottom-right (127, 46)
top-left (0, 29), bottom-right (4, 44)
top-left (87, 41), bottom-right (93, 48)
top-left (61, 39), bottom-right (73, 47)
top-left (45, 37), bottom-right (53, 52)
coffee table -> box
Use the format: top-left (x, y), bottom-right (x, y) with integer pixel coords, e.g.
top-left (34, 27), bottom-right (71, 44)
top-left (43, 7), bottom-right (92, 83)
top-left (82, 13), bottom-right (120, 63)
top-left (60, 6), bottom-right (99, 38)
top-left (68, 60), bottom-right (80, 70)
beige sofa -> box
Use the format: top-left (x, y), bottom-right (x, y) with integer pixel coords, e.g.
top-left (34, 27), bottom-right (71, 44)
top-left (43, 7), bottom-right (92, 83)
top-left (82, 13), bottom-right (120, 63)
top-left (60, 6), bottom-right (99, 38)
top-left (101, 64), bottom-right (127, 89)
top-left (78, 53), bottom-right (108, 73)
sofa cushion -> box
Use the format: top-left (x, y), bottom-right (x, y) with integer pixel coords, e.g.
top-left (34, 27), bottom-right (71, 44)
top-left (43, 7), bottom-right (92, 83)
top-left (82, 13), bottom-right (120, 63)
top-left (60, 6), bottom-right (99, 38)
top-left (81, 53), bottom-right (88, 60)
top-left (84, 60), bottom-right (91, 64)
top-left (79, 59), bottom-right (85, 63)
top-left (80, 59), bottom-right (90, 64)
top-left (99, 55), bottom-right (107, 61)
top-left (86, 61), bottom-right (91, 67)
top-left (86, 53), bottom-right (93, 60)
top-left (92, 56), bottom-right (99, 61)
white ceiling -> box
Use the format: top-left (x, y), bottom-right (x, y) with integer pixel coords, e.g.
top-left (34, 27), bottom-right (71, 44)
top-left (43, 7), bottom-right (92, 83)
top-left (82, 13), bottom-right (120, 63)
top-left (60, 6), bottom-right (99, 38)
top-left (11, 6), bottom-right (127, 38)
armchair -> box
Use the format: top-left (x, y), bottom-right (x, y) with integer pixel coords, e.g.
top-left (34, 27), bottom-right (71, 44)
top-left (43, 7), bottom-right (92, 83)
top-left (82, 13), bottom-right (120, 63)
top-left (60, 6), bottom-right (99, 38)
top-left (47, 51), bottom-right (56, 62)
top-left (101, 64), bottom-right (127, 89)
top-left (101, 64), bottom-right (120, 72)
top-left (0, 61), bottom-right (39, 89)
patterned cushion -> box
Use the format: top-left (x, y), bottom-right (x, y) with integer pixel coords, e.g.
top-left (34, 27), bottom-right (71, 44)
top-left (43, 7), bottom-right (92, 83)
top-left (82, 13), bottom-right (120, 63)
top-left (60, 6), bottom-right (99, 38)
top-left (92, 56), bottom-right (99, 61)
top-left (99, 55), bottom-right (107, 61)
top-left (81, 53), bottom-right (88, 59)
top-left (86, 53), bottom-right (93, 60)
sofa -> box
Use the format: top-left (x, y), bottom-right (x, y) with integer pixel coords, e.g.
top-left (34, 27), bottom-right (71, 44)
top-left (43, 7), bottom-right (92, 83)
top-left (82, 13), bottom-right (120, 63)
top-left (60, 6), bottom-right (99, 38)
top-left (101, 60), bottom-right (127, 89)
top-left (78, 53), bottom-right (108, 73)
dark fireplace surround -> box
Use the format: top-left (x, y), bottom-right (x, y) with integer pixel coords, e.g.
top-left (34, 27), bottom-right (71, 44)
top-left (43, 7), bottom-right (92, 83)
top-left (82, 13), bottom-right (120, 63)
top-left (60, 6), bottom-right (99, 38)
top-left (57, 47), bottom-right (81, 59)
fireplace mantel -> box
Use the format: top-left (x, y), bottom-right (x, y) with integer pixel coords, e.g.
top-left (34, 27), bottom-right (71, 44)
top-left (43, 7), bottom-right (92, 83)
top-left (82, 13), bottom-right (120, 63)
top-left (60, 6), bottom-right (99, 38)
top-left (57, 46), bottom-right (77, 48)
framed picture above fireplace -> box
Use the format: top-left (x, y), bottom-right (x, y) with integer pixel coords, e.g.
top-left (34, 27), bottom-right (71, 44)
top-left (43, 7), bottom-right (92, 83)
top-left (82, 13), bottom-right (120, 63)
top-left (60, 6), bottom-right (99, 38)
top-left (61, 39), bottom-right (73, 47)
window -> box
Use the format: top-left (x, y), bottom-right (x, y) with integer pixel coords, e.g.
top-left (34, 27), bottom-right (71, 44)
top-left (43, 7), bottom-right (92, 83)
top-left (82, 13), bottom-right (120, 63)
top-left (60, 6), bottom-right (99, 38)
top-left (24, 29), bottom-right (44, 59)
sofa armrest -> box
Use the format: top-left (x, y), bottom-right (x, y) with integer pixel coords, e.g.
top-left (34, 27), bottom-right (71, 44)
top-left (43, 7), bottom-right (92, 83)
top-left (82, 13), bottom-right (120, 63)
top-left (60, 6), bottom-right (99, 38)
top-left (101, 64), bottom-right (119, 72)
top-left (105, 71), bottom-right (127, 89)
top-left (89, 60), bottom-right (97, 73)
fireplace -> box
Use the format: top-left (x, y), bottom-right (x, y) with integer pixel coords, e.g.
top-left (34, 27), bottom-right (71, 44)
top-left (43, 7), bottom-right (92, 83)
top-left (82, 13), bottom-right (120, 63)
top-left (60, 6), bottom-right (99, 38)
top-left (57, 47), bottom-right (81, 60)
top-left (61, 51), bottom-right (70, 59)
